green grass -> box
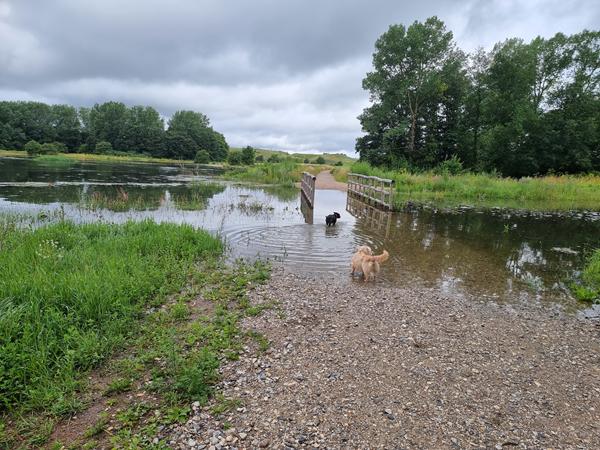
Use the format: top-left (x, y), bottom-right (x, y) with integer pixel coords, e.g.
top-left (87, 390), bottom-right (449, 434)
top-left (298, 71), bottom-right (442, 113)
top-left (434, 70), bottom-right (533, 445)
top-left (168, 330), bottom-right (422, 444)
top-left (349, 161), bottom-right (600, 211)
top-left (0, 220), bottom-right (222, 415)
top-left (223, 160), bottom-right (302, 187)
top-left (571, 250), bottom-right (600, 303)
top-left (0, 149), bottom-right (198, 165)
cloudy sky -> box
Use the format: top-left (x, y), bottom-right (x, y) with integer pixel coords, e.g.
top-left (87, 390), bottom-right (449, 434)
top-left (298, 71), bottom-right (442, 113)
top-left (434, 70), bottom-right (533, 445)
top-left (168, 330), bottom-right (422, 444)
top-left (1, 0), bottom-right (598, 155)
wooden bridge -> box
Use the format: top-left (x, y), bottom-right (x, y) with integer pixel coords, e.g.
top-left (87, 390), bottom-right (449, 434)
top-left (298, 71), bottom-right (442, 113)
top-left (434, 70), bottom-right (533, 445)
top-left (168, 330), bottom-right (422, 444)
top-left (346, 173), bottom-right (395, 210)
top-left (300, 172), bottom-right (316, 208)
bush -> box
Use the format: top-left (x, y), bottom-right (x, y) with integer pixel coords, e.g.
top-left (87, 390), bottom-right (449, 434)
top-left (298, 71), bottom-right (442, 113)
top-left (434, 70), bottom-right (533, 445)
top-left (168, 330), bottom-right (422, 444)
top-left (24, 140), bottom-right (42, 156)
top-left (52, 142), bottom-right (67, 153)
top-left (267, 155), bottom-right (281, 163)
top-left (78, 144), bottom-right (88, 153)
top-left (334, 161), bottom-right (343, 166)
top-left (315, 156), bottom-right (326, 164)
top-left (96, 141), bottom-right (113, 154)
top-left (194, 149), bottom-right (211, 164)
top-left (255, 154), bottom-right (264, 162)
top-left (40, 142), bottom-right (58, 155)
top-left (435, 155), bottom-right (463, 175)
top-left (241, 146), bottom-right (256, 165)
top-left (303, 158), bottom-right (309, 163)
top-left (228, 150), bottom-right (243, 165)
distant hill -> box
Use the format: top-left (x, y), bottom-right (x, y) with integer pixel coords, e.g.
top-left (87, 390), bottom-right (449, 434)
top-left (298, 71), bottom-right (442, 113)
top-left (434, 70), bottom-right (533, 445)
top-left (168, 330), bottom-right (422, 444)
top-left (230, 147), bottom-right (357, 165)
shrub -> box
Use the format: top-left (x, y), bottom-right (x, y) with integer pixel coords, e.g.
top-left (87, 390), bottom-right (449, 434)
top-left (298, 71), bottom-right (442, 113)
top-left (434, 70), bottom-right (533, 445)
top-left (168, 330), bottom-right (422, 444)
top-left (24, 140), bottom-right (42, 156)
top-left (194, 149), bottom-right (211, 164)
top-left (303, 158), bottom-right (309, 163)
top-left (241, 146), bottom-right (256, 165)
top-left (255, 154), bottom-right (264, 162)
top-left (40, 142), bottom-right (58, 155)
top-left (95, 141), bottom-right (113, 154)
top-left (267, 155), bottom-right (281, 163)
top-left (52, 142), bottom-right (67, 153)
top-left (334, 161), bottom-right (343, 166)
top-left (435, 155), bottom-right (463, 175)
top-left (315, 156), bottom-right (326, 164)
top-left (228, 150), bottom-right (243, 165)
top-left (78, 144), bottom-right (88, 153)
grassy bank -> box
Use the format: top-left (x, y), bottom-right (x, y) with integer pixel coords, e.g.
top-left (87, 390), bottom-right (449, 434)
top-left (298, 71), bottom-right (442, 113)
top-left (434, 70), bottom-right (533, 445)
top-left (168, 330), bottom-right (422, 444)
top-left (0, 149), bottom-right (196, 165)
top-left (572, 250), bottom-right (600, 303)
top-left (0, 220), bottom-right (222, 416)
top-left (349, 162), bottom-right (600, 210)
top-left (223, 160), bottom-right (303, 187)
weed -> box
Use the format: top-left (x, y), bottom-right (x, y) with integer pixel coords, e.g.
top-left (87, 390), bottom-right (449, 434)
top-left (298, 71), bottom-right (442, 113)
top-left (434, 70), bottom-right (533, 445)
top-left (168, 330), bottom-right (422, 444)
top-left (210, 394), bottom-right (241, 416)
top-left (104, 378), bottom-right (133, 396)
top-left (571, 249), bottom-right (600, 302)
top-left (84, 412), bottom-right (109, 438)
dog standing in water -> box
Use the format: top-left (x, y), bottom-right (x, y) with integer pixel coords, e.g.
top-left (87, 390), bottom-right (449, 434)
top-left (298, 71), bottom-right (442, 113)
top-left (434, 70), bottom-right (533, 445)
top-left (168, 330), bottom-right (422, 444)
top-left (351, 245), bottom-right (389, 282)
top-left (326, 212), bottom-right (341, 227)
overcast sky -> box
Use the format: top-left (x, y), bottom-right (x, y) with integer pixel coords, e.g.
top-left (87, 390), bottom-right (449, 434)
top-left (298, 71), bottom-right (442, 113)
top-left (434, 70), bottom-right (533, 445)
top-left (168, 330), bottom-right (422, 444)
top-left (1, 0), bottom-right (598, 155)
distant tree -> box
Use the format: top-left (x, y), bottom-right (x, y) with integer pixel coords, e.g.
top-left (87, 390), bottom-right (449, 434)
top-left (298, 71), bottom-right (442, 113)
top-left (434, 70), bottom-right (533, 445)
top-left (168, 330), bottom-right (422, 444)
top-left (228, 150), bottom-right (243, 165)
top-left (51, 104), bottom-right (81, 150)
top-left (24, 140), bottom-right (42, 156)
top-left (303, 158), bottom-right (309, 163)
top-left (123, 105), bottom-right (165, 154)
top-left (89, 102), bottom-right (129, 150)
top-left (255, 154), bottom-right (264, 162)
top-left (95, 141), bottom-right (113, 154)
top-left (194, 149), bottom-right (211, 164)
top-left (163, 131), bottom-right (197, 159)
top-left (241, 146), bottom-right (256, 165)
top-left (267, 155), bottom-right (280, 163)
top-left (315, 156), bottom-right (326, 164)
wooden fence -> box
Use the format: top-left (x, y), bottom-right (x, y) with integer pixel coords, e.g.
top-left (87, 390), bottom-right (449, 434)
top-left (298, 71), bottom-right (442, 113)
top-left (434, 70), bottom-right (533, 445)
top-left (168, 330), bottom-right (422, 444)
top-left (301, 172), bottom-right (316, 208)
top-left (347, 173), bottom-right (395, 210)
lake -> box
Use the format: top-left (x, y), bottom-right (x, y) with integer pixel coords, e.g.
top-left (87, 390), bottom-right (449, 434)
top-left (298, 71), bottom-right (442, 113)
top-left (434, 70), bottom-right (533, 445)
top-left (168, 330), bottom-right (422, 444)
top-left (1, 156), bottom-right (599, 317)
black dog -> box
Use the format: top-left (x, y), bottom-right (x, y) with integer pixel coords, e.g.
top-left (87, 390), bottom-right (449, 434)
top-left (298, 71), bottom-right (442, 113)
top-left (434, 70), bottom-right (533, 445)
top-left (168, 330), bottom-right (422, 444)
top-left (326, 212), bottom-right (341, 227)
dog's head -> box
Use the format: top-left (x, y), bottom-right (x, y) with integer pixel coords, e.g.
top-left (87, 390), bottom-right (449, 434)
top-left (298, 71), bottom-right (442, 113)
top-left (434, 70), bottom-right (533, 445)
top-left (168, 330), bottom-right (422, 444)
top-left (334, 212), bottom-right (341, 219)
top-left (356, 245), bottom-right (373, 255)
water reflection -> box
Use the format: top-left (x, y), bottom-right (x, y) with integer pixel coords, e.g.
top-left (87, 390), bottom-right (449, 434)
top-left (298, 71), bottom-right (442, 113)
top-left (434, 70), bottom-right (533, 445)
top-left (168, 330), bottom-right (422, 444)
top-left (1, 156), bottom-right (599, 314)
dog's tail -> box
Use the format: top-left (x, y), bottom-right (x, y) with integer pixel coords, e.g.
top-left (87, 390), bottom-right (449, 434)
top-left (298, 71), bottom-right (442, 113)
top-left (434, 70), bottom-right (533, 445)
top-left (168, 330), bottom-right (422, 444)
top-left (362, 250), bottom-right (389, 263)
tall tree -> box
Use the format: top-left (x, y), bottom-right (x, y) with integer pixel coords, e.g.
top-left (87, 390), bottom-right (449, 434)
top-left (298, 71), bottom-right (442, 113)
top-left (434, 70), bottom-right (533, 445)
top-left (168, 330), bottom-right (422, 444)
top-left (358, 17), bottom-right (460, 168)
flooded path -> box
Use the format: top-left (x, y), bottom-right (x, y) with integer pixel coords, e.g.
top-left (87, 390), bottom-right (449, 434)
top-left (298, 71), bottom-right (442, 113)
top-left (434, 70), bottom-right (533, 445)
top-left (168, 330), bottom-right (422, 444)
top-left (1, 156), bottom-right (599, 316)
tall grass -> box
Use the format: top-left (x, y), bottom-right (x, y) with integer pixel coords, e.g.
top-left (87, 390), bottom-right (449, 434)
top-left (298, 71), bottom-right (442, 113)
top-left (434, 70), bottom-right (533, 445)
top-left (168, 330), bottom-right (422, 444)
top-left (0, 220), bottom-right (222, 414)
top-left (572, 250), bottom-right (600, 302)
top-left (224, 160), bottom-right (301, 187)
top-left (349, 162), bottom-right (600, 210)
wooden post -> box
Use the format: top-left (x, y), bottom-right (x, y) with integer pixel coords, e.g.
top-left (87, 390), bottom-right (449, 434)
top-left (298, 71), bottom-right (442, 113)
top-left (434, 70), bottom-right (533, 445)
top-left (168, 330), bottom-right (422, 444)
top-left (301, 172), bottom-right (316, 208)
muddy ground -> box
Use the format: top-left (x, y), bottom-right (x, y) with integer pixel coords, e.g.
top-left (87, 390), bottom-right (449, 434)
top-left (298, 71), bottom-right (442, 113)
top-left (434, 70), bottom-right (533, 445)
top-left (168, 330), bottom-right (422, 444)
top-left (164, 269), bottom-right (600, 450)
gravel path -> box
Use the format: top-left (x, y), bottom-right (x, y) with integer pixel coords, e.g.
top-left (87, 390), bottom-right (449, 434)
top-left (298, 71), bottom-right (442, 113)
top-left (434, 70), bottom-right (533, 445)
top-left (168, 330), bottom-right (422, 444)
top-left (166, 270), bottom-right (600, 450)
top-left (315, 170), bottom-right (347, 191)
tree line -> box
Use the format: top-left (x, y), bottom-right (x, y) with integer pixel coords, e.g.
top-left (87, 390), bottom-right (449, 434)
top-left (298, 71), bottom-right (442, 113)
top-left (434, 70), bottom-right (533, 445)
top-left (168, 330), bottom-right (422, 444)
top-left (357, 17), bottom-right (599, 177)
top-left (0, 101), bottom-right (229, 161)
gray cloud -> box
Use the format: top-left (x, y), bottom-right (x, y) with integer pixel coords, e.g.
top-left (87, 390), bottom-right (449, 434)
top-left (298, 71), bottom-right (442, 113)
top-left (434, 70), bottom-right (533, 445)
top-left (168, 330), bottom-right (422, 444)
top-left (1, 0), bottom-right (598, 154)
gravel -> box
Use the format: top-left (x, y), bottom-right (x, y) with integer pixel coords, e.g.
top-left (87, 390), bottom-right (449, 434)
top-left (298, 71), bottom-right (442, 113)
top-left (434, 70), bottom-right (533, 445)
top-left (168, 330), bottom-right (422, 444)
top-left (163, 269), bottom-right (600, 449)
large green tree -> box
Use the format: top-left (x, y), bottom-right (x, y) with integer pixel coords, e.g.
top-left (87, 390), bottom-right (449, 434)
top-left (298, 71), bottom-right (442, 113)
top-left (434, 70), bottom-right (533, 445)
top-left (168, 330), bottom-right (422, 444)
top-left (359, 17), bottom-right (462, 168)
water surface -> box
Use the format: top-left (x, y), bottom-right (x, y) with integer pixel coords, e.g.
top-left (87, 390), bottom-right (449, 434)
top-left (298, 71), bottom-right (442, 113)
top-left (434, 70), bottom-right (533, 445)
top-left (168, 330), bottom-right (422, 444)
top-left (1, 156), bottom-right (598, 316)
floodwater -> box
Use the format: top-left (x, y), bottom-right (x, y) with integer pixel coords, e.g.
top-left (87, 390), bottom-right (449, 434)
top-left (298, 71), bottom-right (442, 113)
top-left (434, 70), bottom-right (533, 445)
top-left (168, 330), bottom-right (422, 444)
top-left (1, 156), bottom-right (599, 316)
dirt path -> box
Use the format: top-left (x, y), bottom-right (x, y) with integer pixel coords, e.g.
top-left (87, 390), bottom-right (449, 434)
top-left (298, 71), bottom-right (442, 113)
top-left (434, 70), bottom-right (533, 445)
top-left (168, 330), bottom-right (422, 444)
top-left (165, 270), bottom-right (600, 449)
top-left (315, 170), bottom-right (347, 191)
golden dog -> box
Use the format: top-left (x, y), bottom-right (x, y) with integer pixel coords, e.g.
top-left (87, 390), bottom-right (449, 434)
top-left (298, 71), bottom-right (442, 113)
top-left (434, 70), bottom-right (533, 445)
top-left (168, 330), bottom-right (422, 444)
top-left (351, 246), bottom-right (390, 282)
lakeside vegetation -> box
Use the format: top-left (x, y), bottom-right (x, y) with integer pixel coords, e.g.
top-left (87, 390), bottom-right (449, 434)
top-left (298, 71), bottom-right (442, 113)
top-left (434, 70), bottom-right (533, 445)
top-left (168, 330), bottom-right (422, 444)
top-left (349, 161), bottom-right (600, 210)
top-left (572, 250), bottom-right (600, 303)
top-left (0, 219), bottom-right (274, 449)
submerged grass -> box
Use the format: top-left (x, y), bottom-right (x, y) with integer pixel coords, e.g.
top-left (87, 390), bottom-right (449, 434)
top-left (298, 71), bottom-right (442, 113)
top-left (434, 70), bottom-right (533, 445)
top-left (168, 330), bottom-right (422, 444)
top-left (350, 161), bottom-right (600, 210)
top-left (172, 182), bottom-right (226, 211)
top-left (32, 155), bottom-right (76, 167)
top-left (571, 250), bottom-right (600, 303)
top-left (0, 220), bottom-right (222, 415)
